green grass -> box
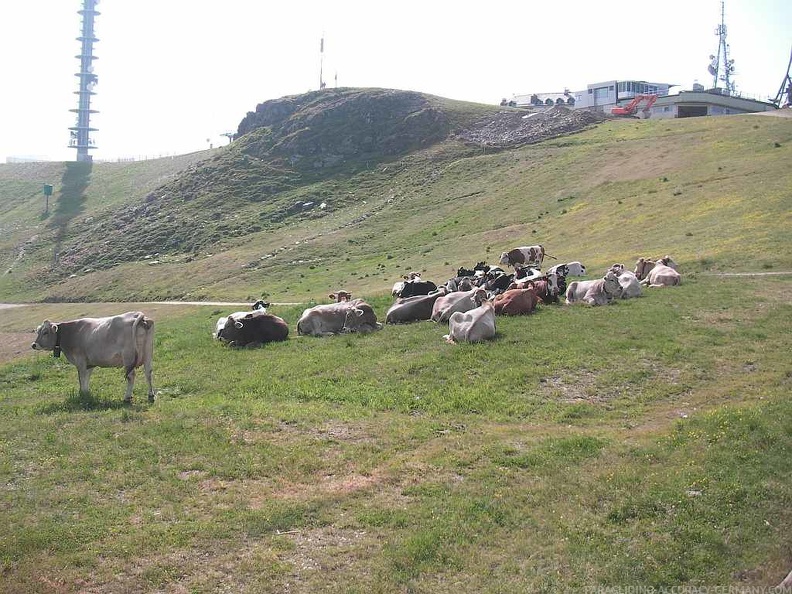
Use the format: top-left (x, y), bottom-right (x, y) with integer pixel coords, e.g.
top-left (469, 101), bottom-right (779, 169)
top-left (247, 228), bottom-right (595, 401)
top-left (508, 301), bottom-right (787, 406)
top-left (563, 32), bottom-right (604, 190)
top-left (1, 275), bottom-right (790, 592)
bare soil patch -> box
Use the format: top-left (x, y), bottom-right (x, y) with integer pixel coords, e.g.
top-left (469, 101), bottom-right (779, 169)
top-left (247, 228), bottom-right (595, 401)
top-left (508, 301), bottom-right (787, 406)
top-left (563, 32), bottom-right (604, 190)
top-left (0, 331), bottom-right (33, 365)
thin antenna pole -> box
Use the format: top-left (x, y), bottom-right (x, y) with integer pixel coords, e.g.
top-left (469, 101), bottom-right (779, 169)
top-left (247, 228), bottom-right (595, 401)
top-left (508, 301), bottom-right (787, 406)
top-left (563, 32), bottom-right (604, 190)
top-left (319, 35), bottom-right (326, 90)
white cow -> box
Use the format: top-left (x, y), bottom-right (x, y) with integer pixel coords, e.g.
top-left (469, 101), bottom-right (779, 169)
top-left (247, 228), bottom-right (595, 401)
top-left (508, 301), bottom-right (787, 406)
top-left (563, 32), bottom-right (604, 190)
top-left (444, 300), bottom-right (496, 344)
top-left (565, 270), bottom-right (622, 305)
top-left (547, 261), bottom-right (587, 277)
top-left (431, 288), bottom-right (488, 323)
top-left (779, 568), bottom-right (792, 590)
top-left (32, 311), bottom-right (155, 402)
top-left (297, 299), bottom-right (382, 336)
top-left (608, 264), bottom-right (643, 299)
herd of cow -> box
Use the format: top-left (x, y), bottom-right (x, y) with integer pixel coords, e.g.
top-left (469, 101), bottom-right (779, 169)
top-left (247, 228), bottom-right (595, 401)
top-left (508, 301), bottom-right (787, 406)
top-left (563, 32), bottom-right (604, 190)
top-left (30, 245), bottom-right (681, 402)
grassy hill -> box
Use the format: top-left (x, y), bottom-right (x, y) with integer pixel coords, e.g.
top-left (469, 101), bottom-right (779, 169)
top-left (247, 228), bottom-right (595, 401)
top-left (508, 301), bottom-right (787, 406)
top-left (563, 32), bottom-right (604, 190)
top-left (2, 88), bottom-right (788, 303)
top-left (0, 91), bottom-right (791, 592)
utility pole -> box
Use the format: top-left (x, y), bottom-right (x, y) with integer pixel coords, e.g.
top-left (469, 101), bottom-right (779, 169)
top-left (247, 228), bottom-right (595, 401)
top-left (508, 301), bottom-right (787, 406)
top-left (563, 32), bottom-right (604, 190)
top-left (319, 35), bottom-right (326, 90)
top-left (43, 184), bottom-right (53, 215)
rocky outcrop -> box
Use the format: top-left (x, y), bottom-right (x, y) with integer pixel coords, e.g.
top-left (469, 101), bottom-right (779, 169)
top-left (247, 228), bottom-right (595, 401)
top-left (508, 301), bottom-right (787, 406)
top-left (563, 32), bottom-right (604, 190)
top-left (455, 105), bottom-right (606, 148)
top-left (236, 88), bottom-right (449, 168)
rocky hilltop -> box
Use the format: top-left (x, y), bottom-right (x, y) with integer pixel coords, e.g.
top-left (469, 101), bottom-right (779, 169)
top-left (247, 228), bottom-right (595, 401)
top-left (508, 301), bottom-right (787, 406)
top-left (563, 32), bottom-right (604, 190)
top-left (235, 88), bottom-right (450, 169)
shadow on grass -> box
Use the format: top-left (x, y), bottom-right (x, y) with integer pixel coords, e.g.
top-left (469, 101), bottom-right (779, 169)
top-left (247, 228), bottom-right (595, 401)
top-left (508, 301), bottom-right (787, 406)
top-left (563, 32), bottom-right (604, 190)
top-left (38, 390), bottom-right (137, 414)
top-left (47, 161), bottom-right (92, 259)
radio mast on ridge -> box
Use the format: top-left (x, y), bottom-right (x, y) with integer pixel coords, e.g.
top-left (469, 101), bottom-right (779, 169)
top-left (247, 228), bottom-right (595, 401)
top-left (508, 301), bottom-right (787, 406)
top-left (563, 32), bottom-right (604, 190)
top-left (319, 34), bottom-right (326, 90)
top-left (707, 0), bottom-right (736, 94)
top-left (69, 0), bottom-right (100, 162)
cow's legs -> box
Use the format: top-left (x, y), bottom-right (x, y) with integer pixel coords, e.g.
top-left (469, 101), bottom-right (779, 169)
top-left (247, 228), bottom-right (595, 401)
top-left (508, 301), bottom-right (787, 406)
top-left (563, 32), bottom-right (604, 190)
top-left (124, 368), bottom-right (135, 402)
top-left (144, 360), bottom-right (155, 402)
top-left (77, 366), bottom-right (93, 395)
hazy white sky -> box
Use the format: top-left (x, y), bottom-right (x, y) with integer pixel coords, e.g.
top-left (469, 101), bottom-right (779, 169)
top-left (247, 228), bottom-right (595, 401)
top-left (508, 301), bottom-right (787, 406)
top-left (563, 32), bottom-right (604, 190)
top-left (1, 0), bottom-right (790, 162)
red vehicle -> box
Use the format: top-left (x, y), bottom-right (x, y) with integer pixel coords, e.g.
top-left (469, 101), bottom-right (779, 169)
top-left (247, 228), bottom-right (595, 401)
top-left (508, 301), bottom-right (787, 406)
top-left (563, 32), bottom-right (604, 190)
top-left (611, 93), bottom-right (658, 116)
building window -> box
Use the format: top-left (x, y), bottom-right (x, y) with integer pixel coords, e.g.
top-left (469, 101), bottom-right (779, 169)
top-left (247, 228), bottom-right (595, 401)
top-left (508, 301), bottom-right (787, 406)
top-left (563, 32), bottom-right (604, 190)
top-left (594, 87), bottom-right (610, 102)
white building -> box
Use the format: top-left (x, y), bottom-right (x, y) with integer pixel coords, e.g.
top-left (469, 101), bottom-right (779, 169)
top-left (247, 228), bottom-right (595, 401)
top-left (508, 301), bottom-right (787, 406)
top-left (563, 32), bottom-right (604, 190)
top-left (572, 80), bottom-right (675, 111)
top-left (510, 79), bottom-right (775, 118)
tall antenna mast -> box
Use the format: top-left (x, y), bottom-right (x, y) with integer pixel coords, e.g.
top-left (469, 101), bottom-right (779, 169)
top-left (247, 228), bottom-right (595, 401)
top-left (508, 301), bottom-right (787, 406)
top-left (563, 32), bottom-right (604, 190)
top-left (69, 0), bottom-right (100, 162)
top-left (708, 0), bottom-right (735, 94)
top-left (319, 34), bottom-right (326, 90)
top-left (771, 46), bottom-right (792, 107)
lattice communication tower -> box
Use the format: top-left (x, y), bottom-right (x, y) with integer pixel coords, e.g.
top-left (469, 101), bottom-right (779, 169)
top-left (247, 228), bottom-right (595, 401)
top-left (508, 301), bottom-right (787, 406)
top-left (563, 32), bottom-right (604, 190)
top-left (68, 0), bottom-right (100, 162)
top-left (707, 0), bottom-right (736, 94)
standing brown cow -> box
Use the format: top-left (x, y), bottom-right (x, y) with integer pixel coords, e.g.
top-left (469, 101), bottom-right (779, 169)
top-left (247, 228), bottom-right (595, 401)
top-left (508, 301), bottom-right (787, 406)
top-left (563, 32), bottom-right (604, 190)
top-left (499, 245), bottom-right (555, 269)
top-left (31, 311), bottom-right (155, 402)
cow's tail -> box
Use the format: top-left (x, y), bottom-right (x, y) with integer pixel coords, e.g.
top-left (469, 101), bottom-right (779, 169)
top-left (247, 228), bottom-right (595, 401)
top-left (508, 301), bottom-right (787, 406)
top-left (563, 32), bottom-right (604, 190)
top-left (126, 313), bottom-right (148, 380)
top-left (544, 252), bottom-right (558, 260)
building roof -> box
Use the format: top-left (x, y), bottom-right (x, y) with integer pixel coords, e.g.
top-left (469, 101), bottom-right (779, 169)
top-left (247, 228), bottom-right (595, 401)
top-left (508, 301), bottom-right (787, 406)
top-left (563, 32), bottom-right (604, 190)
top-left (655, 90), bottom-right (776, 111)
top-left (512, 91), bottom-right (575, 106)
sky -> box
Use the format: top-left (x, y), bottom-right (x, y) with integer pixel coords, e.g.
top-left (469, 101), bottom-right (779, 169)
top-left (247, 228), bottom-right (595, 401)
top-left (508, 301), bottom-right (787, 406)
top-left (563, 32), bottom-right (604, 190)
top-left (1, 0), bottom-right (790, 162)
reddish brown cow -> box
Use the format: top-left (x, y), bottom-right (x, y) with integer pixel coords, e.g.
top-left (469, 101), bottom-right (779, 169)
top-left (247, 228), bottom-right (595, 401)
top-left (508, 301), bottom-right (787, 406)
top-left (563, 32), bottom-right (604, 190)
top-left (493, 288), bottom-right (541, 315)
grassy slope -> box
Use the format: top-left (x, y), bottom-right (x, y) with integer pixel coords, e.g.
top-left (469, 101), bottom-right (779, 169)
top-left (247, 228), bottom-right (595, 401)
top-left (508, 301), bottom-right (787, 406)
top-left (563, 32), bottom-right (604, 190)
top-left (1, 106), bottom-right (791, 592)
top-left (0, 111), bottom-right (790, 302)
top-left (0, 276), bottom-right (790, 592)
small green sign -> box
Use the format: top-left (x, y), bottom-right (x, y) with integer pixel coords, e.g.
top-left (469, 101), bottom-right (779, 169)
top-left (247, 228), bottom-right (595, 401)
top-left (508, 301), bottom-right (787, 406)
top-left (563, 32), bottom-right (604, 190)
top-left (43, 184), bottom-right (53, 196)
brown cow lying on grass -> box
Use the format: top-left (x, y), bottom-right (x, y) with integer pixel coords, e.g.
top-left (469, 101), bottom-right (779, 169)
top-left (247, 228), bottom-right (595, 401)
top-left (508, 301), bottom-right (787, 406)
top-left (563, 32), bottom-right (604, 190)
top-left (297, 300), bottom-right (382, 336)
top-left (493, 288), bottom-right (541, 315)
top-left (216, 311), bottom-right (289, 348)
top-left (634, 257), bottom-right (681, 287)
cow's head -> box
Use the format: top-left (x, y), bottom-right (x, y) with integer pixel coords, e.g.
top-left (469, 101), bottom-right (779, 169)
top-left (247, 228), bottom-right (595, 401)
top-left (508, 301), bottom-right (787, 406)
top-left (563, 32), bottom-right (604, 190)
top-left (472, 288), bottom-right (489, 305)
top-left (609, 263), bottom-right (626, 276)
top-left (252, 300), bottom-right (270, 311)
top-left (603, 271), bottom-right (622, 296)
top-left (544, 272), bottom-right (561, 295)
top-left (217, 313), bottom-right (253, 345)
top-left (498, 252), bottom-right (511, 266)
top-left (329, 290), bottom-right (352, 302)
top-left (457, 277), bottom-right (474, 292)
top-left (634, 258), bottom-right (655, 280)
top-left (31, 320), bottom-right (58, 351)
top-left (342, 305), bottom-right (366, 332)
